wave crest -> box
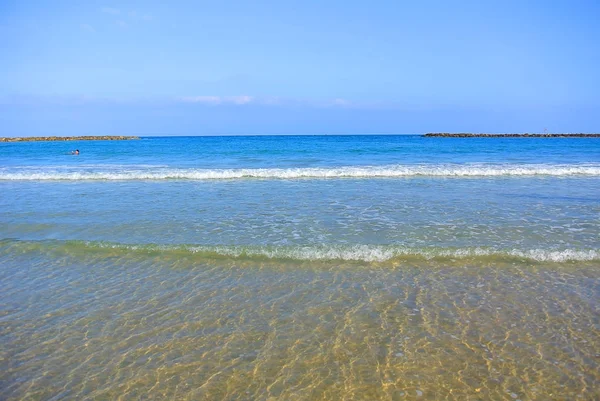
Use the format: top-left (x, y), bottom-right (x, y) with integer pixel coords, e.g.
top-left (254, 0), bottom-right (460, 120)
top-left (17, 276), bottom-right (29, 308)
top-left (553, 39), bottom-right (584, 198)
top-left (1, 164), bottom-right (599, 181)
top-left (2, 240), bottom-right (598, 263)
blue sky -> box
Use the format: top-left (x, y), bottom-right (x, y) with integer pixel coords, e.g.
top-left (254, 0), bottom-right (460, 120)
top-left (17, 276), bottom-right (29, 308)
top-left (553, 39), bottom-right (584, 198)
top-left (1, 0), bottom-right (599, 135)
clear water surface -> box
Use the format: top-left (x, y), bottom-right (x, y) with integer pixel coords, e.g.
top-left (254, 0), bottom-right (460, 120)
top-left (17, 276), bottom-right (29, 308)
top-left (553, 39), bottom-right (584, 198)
top-left (1, 135), bottom-right (599, 400)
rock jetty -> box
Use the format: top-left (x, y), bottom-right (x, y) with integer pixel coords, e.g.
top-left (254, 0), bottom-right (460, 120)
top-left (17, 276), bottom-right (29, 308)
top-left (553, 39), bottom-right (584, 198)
top-left (0, 135), bottom-right (140, 142)
top-left (423, 133), bottom-right (600, 138)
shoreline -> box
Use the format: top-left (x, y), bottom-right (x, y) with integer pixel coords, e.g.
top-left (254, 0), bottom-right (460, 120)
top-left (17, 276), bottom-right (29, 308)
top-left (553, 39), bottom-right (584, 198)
top-left (424, 133), bottom-right (600, 138)
top-left (0, 135), bottom-right (140, 142)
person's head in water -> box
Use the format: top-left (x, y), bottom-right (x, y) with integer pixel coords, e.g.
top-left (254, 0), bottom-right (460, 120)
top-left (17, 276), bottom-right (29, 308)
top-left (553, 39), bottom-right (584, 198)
top-left (73, 149), bottom-right (79, 155)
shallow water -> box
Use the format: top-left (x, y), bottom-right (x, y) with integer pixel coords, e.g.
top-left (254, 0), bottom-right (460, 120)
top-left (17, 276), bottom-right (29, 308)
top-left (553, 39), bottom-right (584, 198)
top-left (1, 246), bottom-right (598, 400)
top-left (1, 135), bottom-right (599, 400)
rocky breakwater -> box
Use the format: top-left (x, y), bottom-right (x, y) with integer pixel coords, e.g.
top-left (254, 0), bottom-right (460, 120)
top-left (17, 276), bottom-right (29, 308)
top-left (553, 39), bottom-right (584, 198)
top-left (0, 135), bottom-right (140, 142)
top-left (423, 133), bottom-right (600, 138)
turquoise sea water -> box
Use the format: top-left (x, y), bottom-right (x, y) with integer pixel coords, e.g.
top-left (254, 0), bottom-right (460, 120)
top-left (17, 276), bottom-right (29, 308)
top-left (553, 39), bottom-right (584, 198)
top-left (1, 135), bottom-right (599, 400)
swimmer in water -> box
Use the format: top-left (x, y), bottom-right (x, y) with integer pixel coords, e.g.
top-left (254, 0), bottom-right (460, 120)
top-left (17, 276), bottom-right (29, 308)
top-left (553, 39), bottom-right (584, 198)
top-left (72, 149), bottom-right (80, 155)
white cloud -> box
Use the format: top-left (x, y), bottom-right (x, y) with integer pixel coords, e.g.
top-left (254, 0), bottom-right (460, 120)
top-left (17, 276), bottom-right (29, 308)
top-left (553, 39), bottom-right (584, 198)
top-left (179, 96), bottom-right (255, 105)
top-left (101, 7), bottom-right (120, 15)
top-left (80, 23), bottom-right (95, 33)
top-left (261, 96), bottom-right (283, 105)
top-left (128, 10), bottom-right (154, 21)
top-left (229, 95), bottom-right (254, 105)
top-left (179, 96), bottom-right (222, 105)
top-left (177, 96), bottom-right (359, 108)
top-left (330, 98), bottom-right (351, 106)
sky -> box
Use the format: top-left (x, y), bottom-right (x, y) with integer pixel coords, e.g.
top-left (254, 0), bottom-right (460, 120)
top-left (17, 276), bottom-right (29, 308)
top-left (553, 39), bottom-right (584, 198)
top-left (1, 0), bottom-right (599, 135)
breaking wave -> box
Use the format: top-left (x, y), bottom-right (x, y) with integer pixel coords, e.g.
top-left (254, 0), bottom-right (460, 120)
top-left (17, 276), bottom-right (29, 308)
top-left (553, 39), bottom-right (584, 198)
top-left (1, 164), bottom-right (599, 181)
top-left (1, 240), bottom-right (598, 263)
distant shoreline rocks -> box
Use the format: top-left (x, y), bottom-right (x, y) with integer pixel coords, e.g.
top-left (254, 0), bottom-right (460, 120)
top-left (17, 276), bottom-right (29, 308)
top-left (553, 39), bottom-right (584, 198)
top-left (424, 133), bottom-right (600, 138)
top-left (0, 136), bottom-right (140, 142)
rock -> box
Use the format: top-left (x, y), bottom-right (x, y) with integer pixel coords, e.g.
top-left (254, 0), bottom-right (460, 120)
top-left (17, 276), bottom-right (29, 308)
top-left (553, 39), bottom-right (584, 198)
top-left (0, 136), bottom-right (140, 142)
top-left (423, 133), bottom-right (600, 138)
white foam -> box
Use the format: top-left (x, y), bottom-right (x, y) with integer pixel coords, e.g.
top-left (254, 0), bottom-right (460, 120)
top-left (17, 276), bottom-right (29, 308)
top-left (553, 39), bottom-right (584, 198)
top-left (86, 242), bottom-right (600, 262)
top-left (1, 164), bottom-right (599, 181)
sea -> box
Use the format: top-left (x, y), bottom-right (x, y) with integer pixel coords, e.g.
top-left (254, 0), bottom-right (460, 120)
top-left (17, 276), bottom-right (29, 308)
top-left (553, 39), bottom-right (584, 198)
top-left (1, 135), bottom-right (599, 400)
